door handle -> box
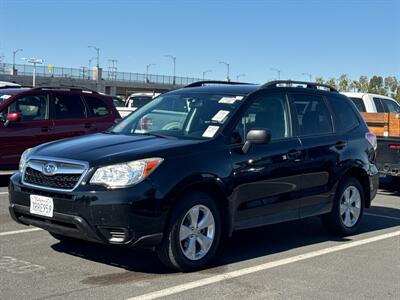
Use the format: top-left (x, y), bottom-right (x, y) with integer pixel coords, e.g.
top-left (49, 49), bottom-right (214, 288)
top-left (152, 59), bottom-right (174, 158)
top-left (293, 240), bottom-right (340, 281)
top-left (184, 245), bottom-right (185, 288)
top-left (41, 126), bottom-right (50, 132)
top-left (335, 141), bottom-right (347, 150)
top-left (287, 149), bottom-right (303, 162)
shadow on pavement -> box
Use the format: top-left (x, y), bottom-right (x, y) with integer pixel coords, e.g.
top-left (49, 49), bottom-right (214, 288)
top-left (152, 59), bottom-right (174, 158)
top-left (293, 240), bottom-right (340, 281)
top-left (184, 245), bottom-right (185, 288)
top-left (0, 176), bottom-right (10, 188)
top-left (50, 204), bottom-right (400, 281)
top-left (378, 177), bottom-right (400, 196)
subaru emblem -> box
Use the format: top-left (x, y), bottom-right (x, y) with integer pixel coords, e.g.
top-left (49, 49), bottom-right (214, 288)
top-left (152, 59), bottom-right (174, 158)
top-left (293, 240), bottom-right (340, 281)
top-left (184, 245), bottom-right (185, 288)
top-left (42, 162), bottom-right (57, 176)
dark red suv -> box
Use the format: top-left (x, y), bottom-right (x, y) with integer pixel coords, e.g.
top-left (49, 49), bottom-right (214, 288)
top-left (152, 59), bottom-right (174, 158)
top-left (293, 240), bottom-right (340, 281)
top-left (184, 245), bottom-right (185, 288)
top-left (0, 87), bottom-right (121, 174)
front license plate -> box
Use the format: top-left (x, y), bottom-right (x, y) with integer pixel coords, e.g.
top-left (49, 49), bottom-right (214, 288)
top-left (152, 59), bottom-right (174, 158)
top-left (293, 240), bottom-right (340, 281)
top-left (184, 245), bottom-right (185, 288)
top-left (30, 195), bottom-right (54, 218)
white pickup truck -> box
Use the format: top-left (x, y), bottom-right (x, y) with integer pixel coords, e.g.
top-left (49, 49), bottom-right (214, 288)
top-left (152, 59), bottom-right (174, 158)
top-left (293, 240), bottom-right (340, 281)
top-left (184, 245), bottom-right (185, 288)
top-left (116, 92), bottom-right (160, 118)
top-left (343, 92), bottom-right (400, 179)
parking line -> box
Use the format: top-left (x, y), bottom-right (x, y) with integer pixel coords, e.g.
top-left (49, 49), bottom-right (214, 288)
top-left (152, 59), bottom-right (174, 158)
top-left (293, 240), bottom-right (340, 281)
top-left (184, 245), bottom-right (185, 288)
top-left (0, 228), bottom-right (42, 237)
top-left (365, 212), bottom-right (400, 221)
top-left (0, 192), bottom-right (8, 195)
top-left (127, 230), bottom-right (400, 300)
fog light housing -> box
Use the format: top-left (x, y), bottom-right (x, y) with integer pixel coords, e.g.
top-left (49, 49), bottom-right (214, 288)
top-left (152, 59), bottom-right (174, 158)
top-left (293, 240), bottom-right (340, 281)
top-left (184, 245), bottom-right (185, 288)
top-left (98, 226), bottom-right (131, 243)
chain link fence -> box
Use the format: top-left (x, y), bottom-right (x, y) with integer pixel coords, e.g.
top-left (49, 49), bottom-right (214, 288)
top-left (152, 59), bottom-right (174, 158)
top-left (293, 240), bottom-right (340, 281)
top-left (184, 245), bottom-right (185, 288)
top-left (0, 63), bottom-right (202, 86)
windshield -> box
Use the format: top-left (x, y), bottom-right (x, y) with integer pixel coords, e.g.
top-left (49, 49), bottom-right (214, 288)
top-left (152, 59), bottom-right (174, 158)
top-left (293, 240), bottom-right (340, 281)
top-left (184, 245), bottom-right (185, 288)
top-left (111, 93), bottom-right (244, 139)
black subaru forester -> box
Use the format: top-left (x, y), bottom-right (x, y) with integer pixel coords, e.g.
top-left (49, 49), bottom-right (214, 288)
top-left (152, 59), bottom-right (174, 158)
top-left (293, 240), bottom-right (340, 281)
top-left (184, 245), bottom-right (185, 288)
top-left (9, 80), bottom-right (379, 271)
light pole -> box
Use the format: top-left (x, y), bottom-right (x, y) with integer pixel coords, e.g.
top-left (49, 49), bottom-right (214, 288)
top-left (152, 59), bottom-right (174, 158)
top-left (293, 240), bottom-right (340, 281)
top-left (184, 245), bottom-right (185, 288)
top-left (88, 57), bottom-right (96, 79)
top-left (88, 45), bottom-right (100, 67)
top-left (270, 67), bottom-right (281, 80)
top-left (146, 63), bottom-right (155, 83)
top-left (22, 57), bottom-right (44, 87)
top-left (302, 72), bottom-right (312, 82)
top-left (202, 69), bottom-right (212, 80)
top-left (12, 49), bottom-right (23, 74)
top-left (236, 74), bottom-right (246, 81)
top-left (164, 54), bottom-right (176, 85)
top-left (219, 61), bottom-right (230, 82)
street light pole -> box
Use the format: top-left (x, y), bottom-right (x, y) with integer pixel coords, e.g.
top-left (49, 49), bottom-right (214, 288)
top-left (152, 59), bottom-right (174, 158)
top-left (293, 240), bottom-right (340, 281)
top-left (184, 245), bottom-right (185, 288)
top-left (146, 63), bottom-right (155, 83)
top-left (302, 72), bottom-right (312, 82)
top-left (12, 49), bottom-right (23, 74)
top-left (202, 69), bottom-right (212, 80)
top-left (88, 57), bottom-right (96, 79)
top-left (270, 67), bottom-right (281, 80)
top-left (164, 55), bottom-right (176, 85)
top-left (236, 74), bottom-right (246, 81)
top-left (22, 58), bottom-right (44, 87)
top-left (88, 46), bottom-right (100, 67)
top-left (219, 61), bottom-right (230, 82)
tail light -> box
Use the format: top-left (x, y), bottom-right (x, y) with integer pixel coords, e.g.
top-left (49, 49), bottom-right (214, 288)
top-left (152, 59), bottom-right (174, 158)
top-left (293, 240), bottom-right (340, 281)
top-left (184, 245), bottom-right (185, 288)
top-left (365, 132), bottom-right (377, 151)
top-left (140, 116), bottom-right (153, 130)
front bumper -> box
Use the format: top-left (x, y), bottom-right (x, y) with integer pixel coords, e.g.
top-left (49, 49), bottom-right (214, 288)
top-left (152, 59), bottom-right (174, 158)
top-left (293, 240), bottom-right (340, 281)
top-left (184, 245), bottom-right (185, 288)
top-left (8, 173), bottom-right (165, 248)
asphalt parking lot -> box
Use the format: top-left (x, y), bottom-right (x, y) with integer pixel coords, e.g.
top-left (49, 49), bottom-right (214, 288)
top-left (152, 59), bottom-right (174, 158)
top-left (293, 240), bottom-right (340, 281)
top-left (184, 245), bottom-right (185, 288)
top-left (0, 176), bottom-right (399, 300)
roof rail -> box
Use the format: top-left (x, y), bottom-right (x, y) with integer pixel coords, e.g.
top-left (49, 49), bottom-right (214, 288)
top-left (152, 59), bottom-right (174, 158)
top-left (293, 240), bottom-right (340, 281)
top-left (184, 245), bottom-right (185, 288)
top-left (184, 80), bottom-right (253, 88)
top-left (261, 80), bottom-right (338, 93)
top-left (32, 85), bottom-right (99, 94)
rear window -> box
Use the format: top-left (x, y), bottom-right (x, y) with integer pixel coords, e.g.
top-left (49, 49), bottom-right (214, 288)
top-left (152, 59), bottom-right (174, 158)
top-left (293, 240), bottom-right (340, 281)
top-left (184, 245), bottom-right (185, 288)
top-left (381, 99), bottom-right (400, 113)
top-left (53, 94), bottom-right (86, 119)
top-left (85, 96), bottom-right (110, 117)
top-left (349, 97), bottom-right (366, 112)
top-left (329, 96), bottom-right (359, 132)
top-left (373, 98), bottom-right (385, 113)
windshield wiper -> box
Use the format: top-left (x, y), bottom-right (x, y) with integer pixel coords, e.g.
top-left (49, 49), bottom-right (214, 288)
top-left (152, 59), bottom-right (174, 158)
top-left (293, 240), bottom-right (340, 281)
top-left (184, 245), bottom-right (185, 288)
top-left (140, 132), bottom-right (176, 139)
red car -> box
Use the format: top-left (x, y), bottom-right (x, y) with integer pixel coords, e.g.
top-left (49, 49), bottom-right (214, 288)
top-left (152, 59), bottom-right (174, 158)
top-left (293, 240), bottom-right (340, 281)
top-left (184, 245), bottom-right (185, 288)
top-left (0, 87), bottom-right (121, 174)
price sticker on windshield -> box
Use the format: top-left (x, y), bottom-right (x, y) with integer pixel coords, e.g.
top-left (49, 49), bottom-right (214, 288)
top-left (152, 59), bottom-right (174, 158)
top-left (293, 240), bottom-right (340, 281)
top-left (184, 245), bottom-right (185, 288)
top-left (219, 97), bottom-right (237, 104)
top-left (202, 125), bottom-right (220, 138)
top-left (212, 110), bottom-right (230, 123)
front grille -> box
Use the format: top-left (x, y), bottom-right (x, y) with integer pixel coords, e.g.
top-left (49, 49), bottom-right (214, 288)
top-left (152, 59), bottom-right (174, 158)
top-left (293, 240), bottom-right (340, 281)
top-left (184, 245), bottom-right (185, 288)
top-left (24, 167), bottom-right (81, 189)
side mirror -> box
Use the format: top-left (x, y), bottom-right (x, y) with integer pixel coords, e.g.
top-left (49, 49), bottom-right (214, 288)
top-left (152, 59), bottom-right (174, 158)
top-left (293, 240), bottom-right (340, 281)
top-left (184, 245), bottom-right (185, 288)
top-left (242, 129), bottom-right (271, 153)
top-left (5, 112), bottom-right (21, 124)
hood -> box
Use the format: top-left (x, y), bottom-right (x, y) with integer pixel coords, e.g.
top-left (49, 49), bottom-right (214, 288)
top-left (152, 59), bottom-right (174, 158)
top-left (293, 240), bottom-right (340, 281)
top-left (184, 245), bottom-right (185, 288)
top-left (31, 133), bottom-right (205, 166)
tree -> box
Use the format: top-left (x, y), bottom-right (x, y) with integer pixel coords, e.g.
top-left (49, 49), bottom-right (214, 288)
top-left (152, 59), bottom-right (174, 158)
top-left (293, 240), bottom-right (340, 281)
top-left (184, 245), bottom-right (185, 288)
top-left (315, 77), bottom-right (324, 84)
top-left (369, 76), bottom-right (385, 94)
top-left (358, 76), bottom-right (369, 92)
top-left (338, 74), bottom-right (350, 92)
top-left (325, 78), bottom-right (337, 89)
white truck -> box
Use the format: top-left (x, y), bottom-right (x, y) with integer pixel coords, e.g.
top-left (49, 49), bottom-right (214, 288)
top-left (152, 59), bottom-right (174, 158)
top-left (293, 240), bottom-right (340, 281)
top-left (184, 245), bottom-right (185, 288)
top-left (343, 92), bottom-right (400, 179)
top-left (116, 92), bottom-right (160, 118)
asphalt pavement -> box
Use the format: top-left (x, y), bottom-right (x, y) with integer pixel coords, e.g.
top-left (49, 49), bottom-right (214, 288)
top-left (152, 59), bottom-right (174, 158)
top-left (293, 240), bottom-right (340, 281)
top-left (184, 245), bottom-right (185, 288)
top-left (0, 176), bottom-right (399, 300)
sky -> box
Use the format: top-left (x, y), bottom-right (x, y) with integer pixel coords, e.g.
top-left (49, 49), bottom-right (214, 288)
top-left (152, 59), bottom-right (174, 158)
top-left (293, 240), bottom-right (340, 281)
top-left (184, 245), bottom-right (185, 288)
top-left (0, 0), bottom-right (399, 83)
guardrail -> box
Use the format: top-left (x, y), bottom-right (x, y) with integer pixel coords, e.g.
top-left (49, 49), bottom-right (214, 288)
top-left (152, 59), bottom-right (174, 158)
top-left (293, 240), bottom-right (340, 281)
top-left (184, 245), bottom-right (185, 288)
top-left (0, 63), bottom-right (203, 86)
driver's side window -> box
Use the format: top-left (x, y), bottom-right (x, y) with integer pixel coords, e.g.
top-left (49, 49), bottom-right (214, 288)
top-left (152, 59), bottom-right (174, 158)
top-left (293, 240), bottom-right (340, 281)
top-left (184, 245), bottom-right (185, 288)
top-left (231, 93), bottom-right (292, 144)
top-left (7, 94), bottom-right (49, 122)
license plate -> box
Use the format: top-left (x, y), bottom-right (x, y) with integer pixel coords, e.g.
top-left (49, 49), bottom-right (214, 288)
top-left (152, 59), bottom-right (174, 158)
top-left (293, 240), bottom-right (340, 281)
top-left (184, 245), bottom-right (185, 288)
top-left (30, 195), bottom-right (54, 218)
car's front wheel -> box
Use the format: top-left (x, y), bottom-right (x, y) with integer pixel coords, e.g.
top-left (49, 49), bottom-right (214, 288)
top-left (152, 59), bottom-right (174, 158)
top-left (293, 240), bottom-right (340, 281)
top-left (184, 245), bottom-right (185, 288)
top-left (157, 192), bottom-right (222, 271)
top-left (324, 177), bottom-right (364, 235)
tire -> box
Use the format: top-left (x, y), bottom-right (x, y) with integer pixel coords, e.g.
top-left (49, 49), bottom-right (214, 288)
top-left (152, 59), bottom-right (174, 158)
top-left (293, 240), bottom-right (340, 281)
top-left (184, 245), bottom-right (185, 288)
top-left (323, 177), bottom-right (364, 235)
top-left (157, 192), bottom-right (222, 272)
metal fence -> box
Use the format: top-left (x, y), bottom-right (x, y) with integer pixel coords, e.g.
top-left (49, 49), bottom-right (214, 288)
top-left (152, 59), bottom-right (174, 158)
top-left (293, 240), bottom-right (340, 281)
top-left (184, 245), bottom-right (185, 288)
top-left (0, 63), bottom-right (203, 86)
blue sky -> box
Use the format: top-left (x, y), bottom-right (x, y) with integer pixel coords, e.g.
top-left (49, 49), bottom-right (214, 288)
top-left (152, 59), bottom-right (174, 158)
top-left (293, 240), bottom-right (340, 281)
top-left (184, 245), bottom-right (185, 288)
top-left (1, 0), bottom-right (399, 83)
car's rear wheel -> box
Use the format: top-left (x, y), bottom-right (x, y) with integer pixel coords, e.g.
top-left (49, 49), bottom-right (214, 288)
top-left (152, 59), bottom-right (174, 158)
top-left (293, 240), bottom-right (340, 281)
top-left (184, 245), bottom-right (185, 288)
top-left (324, 177), bottom-right (364, 235)
top-left (157, 192), bottom-right (222, 271)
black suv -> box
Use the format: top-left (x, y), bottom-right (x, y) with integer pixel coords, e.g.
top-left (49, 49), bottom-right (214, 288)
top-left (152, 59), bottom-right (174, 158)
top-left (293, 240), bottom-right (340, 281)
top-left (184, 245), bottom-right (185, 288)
top-left (8, 80), bottom-right (379, 271)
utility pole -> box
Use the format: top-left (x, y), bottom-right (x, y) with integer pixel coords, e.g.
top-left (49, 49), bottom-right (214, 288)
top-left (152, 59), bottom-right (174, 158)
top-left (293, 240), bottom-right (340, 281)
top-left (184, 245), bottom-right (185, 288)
top-left (164, 55), bottom-right (176, 85)
top-left (88, 45), bottom-right (100, 67)
top-left (219, 61), bottom-right (230, 82)
top-left (12, 49), bottom-right (23, 75)
top-left (146, 63), bottom-right (155, 83)
top-left (202, 69), bottom-right (212, 80)
top-left (302, 72), bottom-right (312, 82)
top-left (270, 67), bottom-right (281, 80)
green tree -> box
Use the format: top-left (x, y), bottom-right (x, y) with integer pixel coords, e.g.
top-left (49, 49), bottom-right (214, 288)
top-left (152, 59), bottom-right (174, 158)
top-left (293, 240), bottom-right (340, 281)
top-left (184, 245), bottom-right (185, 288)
top-left (384, 76), bottom-right (398, 97)
top-left (325, 78), bottom-right (337, 89)
top-left (358, 76), bottom-right (369, 92)
top-left (315, 76), bottom-right (324, 84)
top-left (369, 76), bottom-right (385, 94)
top-left (338, 74), bottom-right (350, 92)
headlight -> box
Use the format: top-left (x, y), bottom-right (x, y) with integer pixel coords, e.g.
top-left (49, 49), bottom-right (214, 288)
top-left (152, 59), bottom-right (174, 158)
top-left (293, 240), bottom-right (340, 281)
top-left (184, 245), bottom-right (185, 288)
top-left (19, 148), bottom-right (33, 172)
top-left (90, 157), bottom-right (164, 188)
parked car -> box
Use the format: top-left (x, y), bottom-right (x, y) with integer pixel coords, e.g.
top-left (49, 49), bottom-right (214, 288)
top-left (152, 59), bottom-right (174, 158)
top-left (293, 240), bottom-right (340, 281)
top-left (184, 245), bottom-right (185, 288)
top-left (0, 86), bottom-right (120, 175)
top-left (343, 92), bottom-right (400, 179)
top-left (117, 92), bottom-right (161, 118)
top-left (9, 80), bottom-right (379, 271)
top-left (0, 81), bottom-right (21, 89)
top-left (112, 96), bottom-right (125, 108)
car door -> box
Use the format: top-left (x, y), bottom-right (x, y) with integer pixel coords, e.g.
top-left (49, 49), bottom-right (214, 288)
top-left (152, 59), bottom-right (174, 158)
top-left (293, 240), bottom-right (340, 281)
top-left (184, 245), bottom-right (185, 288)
top-left (228, 91), bottom-right (305, 230)
top-left (290, 92), bottom-right (342, 218)
top-left (83, 95), bottom-right (113, 132)
top-left (0, 92), bottom-right (53, 168)
top-left (50, 92), bottom-right (89, 140)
